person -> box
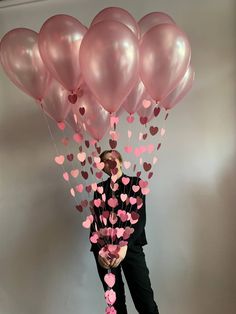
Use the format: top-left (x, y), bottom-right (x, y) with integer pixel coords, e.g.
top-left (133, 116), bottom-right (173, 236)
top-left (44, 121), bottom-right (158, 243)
top-left (89, 149), bottom-right (160, 314)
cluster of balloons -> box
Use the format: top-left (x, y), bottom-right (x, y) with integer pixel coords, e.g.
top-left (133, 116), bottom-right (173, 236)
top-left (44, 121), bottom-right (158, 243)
top-left (0, 7), bottom-right (194, 142)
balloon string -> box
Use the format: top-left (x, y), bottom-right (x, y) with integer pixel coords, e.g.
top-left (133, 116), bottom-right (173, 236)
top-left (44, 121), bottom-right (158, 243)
top-left (39, 103), bottom-right (81, 207)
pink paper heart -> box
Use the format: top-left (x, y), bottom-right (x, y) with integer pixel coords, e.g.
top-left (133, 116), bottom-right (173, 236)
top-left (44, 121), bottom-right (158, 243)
top-left (111, 183), bottom-right (118, 192)
top-left (141, 187), bottom-right (150, 195)
top-left (94, 156), bottom-right (100, 163)
top-left (108, 197), bottom-right (118, 208)
top-left (109, 212), bottom-right (118, 224)
top-left (91, 182), bottom-right (97, 191)
top-left (90, 233), bottom-right (99, 244)
top-left (82, 215), bottom-right (94, 228)
top-left (76, 184), bottom-right (83, 193)
top-left (109, 131), bottom-right (119, 141)
top-left (139, 180), bottom-right (149, 188)
top-left (134, 147), bottom-right (141, 157)
top-left (105, 306), bottom-right (116, 314)
top-left (54, 155), bottom-right (65, 165)
top-left (70, 188), bottom-right (75, 197)
top-left (126, 115), bottom-right (134, 123)
top-left (132, 185), bottom-right (140, 193)
top-left (128, 130), bottom-right (132, 138)
top-left (77, 152), bottom-right (86, 162)
top-left (61, 137), bottom-right (69, 146)
top-left (104, 289), bottom-right (116, 305)
top-left (161, 128), bottom-right (165, 136)
top-left (120, 194), bottom-right (127, 202)
top-left (96, 172), bottom-right (103, 179)
top-left (116, 227), bottom-right (125, 238)
top-left (102, 193), bottom-right (106, 202)
top-left (123, 161), bottom-right (131, 169)
top-left (117, 210), bottom-right (128, 222)
top-left (129, 197), bottom-right (137, 205)
top-left (104, 273), bottom-right (116, 288)
top-left (124, 146), bottom-right (132, 153)
top-left (71, 169), bottom-right (79, 178)
top-left (63, 172), bottom-right (69, 181)
top-left (73, 133), bottom-right (83, 143)
top-left (121, 177), bottom-right (130, 185)
top-left (97, 186), bottom-right (104, 194)
top-left (96, 162), bottom-right (104, 170)
top-left (142, 99), bottom-right (151, 108)
top-left (94, 199), bottom-right (101, 207)
top-left (100, 215), bottom-right (107, 226)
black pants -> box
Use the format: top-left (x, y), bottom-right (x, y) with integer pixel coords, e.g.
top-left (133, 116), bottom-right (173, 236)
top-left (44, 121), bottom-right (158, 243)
top-left (93, 245), bottom-right (160, 314)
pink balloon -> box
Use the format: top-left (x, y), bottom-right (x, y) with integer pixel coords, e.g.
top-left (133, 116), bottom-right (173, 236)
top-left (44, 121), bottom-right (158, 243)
top-left (72, 84), bottom-right (110, 141)
top-left (42, 79), bottom-right (72, 122)
top-left (91, 7), bottom-right (140, 38)
top-left (139, 23), bottom-right (191, 102)
top-left (138, 12), bottom-right (175, 36)
top-left (79, 20), bottom-right (139, 113)
top-left (122, 79), bottom-right (146, 114)
top-left (0, 28), bottom-right (51, 101)
top-left (159, 65), bottom-right (195, 110)
top-left (38, 14), bottom-right (87, 92)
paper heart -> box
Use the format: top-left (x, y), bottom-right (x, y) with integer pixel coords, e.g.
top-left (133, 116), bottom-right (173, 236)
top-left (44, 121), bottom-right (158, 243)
top-left (157, 143), bottom-right (162, 150)
top-left (82, 215), bottom-right (93, 228)
top-left (123, 226), bottom-right (134, 240)
top-left (70, 188), bottom-right (75, 197)
top-left (79, 107), bottom-right (85, 115)
top-left (96, 171), bottom-right (103, 179)
top-left (104, 289), bottom-right (116, 305)
top-left (94, 199), bottom-right (101, 207)
top-left (136, 171), bottom-right (141, 177)
top-left (130, 211), bottom-right (140, 224)
top-left (116, 227), bottom-right (125, 238)
top-left (140, 116), bottom-right (147, 125)
top-left (68, 94), bottom-right (77, 104)
top-left (71, 169), bottom-right (79, 178)
top-left (132, 185), bottom-right (140, 193)
top-left (134, 147), bottom-right (141, 157)
top-left (81, 171), bottom-right (88, 180)
top-left (102, 211), bottom-right (110, 219)
top-left (139, 132), bottom-right (143, 141)
top-left (143, 133), bottom-right (148, 140)
top-left (148, 172), bottom-right (153, 179)
top-left (86, 185), bottom-right (92, 193)
top-left (90, 233), bottom-right (99, 243)
top-left (128, 130), bottom-right (132, 138)
top-left (139, 157), bottom-right (143, 165)
top-left (165, 112), bottom-right (169, 120)
top-left (76, 184), bottom-right (83, 193)
top-left (109, 131), bottom-right (119, 141)
top-left (117, 210), bottom-right (128, 222)
top-left (141, 187), bottom-right (150, 195)
top-left (73, 133), bottom-right (83, 143)
top-left (77, 152), bottom-right (86, 162)
top-left (104, 273), bottom-right (116, 288)
top-left (108, 197), bottom-right (118, 208)
top-left (97, 186), bottom-right (104, 194)
top-left (105, 305), bottom-right (117, 314)
top-left (140, 146), bottom-right (146, 154)
top-left (85, 140), bottom-right (90, 148)
top-left (120, 194), bottom-right (128, 202)
top-left (143, 162), bottom-right (152, 172)
top-left (142, 99), bottom-right (151, 108)
top-left (57, 122), bottom-right (65, 130)
top-left (87, 156), bottom-right (92, 164)
top-left (54, 155), bottom-right (64, 165)
top-left (102, 193), bottom-right (106, 202)
top-left (161, 128), bottom-right (165, 136)
top-left (81, 199), bottom-right (88, 207)
top-left (75, 205), bottom-right (83, 212)
top-left (129, 197), bottom-right (137, 205)
top-left (100, 215), bottom-right (107, 226)
top-left (109, 139), bottom-right (117, 149)
top-left (63, 172), bottom-right (69, 181)
top-left (67, 153), bottom-right (74, 161)
top-left (94, 156), bottom-right (100, 163)
top-left (153, 156), bottom-right (158, 165)
top-left (110, 116), bottom-right (119, 128)
top-left (126, 115), bottom-right (134, 123)
top-left (121, 177), bottom-right (130, 185)
top-left (91, 182), bottom-right (97, 191)
top-left (111, 182), bottom-right (118, 192)
top-left (123, 161), bottom-right (131, 169)
top-left (139, 180), bottom-right (148, 188)
top-left (96, 162), bottom-right (104, 170)
top-left (154, 106), bottom-right (161, 117)
top-left (149, 126), bottom-right (158, 136)
top-left (124, 146), bottom-right (132, 153)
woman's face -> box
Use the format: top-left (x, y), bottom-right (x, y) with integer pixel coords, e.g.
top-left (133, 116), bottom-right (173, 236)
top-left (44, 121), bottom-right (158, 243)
top-left (102, 152), bottom-right (122, 176)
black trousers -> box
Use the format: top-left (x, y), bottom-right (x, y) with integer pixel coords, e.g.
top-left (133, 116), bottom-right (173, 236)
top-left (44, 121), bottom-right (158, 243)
top-left (93, 245), bottom-right (160, 314)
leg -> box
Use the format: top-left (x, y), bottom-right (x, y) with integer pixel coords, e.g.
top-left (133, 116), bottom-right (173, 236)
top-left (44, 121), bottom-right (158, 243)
top-left (92, 251), bottom-right (128, 314)
top-left (121, 245), bottom-right (160, 314)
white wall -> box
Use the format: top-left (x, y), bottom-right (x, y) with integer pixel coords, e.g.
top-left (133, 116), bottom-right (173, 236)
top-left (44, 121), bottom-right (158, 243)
top-left (0, 0), bottom-right (235, 313)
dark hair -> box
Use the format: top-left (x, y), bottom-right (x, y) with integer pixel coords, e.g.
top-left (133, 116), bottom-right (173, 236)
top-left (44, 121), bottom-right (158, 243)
top-left (99, 150), bottom-right (123, 163)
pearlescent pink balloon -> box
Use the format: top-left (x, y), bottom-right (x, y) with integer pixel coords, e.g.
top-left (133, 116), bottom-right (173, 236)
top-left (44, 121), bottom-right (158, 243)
top-left (73, 84), bottom-right (110, 141)
top-left (139, 23), bottom-right (191, 102)
top-left (138, 12), bottom-right (175, 36)
top-left (0, 28), bottom-right (51, 101)
top-left (79, 20), bottom-right (139, 113)
top-left (160, 65), bottom-right (195, 110)
top-left (38, 14), bottom-right (87, 92)
top-left (122, 79), bottom-right (146, 114)
top-left (91, 7), bottom-right (140, 38)
top-left (42, 79), bottom-right (72, 122)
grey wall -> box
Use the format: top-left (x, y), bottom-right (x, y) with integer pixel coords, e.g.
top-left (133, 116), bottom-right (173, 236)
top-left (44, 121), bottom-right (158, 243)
top-left (0, 0), bottom-right (235, 313)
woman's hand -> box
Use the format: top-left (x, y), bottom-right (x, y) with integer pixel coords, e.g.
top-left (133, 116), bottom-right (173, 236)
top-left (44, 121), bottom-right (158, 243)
top-left (98, 254), bottom-right (111, 269)
top-left (110, 245), bottom-right (128, 268)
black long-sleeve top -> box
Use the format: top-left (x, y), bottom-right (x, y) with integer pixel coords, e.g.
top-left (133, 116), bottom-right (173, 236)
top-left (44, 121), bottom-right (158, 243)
top-left (89, 173), bottom-right (148, 252)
